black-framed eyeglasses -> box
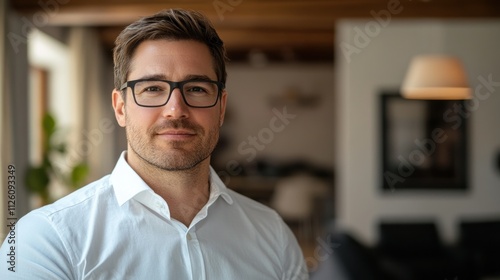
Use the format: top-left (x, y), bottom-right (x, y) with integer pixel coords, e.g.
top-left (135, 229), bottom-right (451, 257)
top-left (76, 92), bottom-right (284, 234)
top-left (120, 78), bottom-right (225, 108)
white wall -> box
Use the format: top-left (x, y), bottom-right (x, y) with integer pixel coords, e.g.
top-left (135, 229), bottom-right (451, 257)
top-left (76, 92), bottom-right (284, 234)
top-left (335, 20), bottom-right (500, 245)
top-left (215, 63), bottom-right (335, 174)
top-left (28, 29), bottom-right (72, 129)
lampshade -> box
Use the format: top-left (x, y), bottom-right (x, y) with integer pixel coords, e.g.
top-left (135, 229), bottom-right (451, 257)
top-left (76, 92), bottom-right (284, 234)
top-left (401, 55), bottom-right (471, 100)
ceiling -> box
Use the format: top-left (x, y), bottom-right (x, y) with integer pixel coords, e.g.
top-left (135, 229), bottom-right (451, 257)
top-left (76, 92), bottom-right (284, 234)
top-left (10, 0), bottom-right (500, 62)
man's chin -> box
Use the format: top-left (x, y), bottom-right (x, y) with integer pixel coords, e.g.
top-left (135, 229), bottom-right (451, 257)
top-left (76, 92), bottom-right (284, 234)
top-left (154, 138), bottom-right (195, 150)
top-left (144, 149), bottom-right (207, 170)
top-left (152, 158), bottom-right (205, 171)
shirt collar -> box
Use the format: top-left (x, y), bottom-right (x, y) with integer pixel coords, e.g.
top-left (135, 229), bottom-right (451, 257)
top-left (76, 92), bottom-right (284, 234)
top-left (209, 166), bottom-right (233, 205)
top-left (110, 151), bottom-right (151, 206)
top-left (110, 151), bottom-right (233, 206)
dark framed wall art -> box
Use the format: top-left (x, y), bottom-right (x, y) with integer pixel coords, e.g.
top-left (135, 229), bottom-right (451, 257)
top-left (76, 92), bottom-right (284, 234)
top-left (380, 92), bottom-right (468, 191)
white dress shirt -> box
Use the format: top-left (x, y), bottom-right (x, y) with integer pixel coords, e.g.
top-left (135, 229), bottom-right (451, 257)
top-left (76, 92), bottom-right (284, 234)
top-left (0, 152), bottom-right (308, 279)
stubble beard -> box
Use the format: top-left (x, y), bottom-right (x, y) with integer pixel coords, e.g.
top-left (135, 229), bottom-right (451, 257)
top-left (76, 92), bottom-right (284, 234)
top-left (126, 117), bottom-right (219, 172)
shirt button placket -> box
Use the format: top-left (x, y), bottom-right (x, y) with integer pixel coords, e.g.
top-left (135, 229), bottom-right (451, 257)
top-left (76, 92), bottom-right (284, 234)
top-left (186, 230), bottom-right (205, 280)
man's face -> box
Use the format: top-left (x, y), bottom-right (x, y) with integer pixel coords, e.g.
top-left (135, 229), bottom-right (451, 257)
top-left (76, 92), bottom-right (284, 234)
top-left (112, 39), bottom-right (227, 171)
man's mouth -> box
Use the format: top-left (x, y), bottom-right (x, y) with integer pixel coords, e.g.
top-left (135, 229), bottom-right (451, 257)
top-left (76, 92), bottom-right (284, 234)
top-left (155, 129), bottom-right (196, 140)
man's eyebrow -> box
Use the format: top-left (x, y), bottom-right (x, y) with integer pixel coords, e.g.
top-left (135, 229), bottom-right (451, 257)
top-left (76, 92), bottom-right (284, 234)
top-left (136, 74), bottom-right (215, 81)
top-left (138, 74), bottom-right (168, 81)
top-left (184, 74), bottom-right (214, 81)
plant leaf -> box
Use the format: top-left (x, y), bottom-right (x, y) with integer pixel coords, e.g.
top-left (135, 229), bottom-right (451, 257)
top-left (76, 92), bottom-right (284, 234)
top-left (70, 163), bottom-right (89, 189)
top-left (25, 166), bottom-right (50, 194)
top-left (54, 143), bottom-right (67, 154)
top-left (42, 113), bottom-right (56, 137)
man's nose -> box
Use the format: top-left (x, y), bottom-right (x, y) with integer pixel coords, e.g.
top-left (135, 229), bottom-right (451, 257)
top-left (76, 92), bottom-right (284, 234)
top-left (162, 88), bottom-right (189, 118)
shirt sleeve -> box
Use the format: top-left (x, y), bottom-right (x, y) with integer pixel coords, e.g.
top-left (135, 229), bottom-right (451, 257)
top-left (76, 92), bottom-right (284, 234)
top-left (278, 217), bottom-right (309, 280)
top-left (0, 211), bottom-right (75, 280)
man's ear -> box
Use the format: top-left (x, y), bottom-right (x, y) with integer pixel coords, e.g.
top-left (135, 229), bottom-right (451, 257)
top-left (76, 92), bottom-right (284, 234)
top-left (112, 89), bottom-right (126, 127)
top-left (219, 89), bottom-right (228, 127)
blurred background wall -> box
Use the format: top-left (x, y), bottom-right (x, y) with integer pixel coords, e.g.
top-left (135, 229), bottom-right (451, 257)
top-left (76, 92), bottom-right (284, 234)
top-left (335, 20), bottom-right (500, 244)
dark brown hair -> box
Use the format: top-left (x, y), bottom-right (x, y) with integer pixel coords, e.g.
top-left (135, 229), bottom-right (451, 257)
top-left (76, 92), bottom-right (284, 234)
top-left (113, 8), bottom-right (228, 93)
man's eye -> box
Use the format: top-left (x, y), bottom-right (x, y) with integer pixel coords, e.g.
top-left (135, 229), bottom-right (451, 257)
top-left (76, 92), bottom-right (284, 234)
top-left (144, 86), bottom-right (162, 92)
top-left (187, 86), bottom-right (208, 93)
top-left (136, 85), bottom-right (166, 95)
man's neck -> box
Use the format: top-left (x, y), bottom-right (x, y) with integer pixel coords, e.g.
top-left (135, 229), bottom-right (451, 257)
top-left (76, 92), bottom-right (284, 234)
top-left (126, 151), bottom-right (211, 227)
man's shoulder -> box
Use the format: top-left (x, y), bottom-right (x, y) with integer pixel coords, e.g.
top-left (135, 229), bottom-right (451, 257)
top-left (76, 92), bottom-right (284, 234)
top-left (35, 175), bottom-right (114, 219)
top-left (225, 188), bottom-right (282, 221)
top-left (227, 188), bottom-right (273, 210)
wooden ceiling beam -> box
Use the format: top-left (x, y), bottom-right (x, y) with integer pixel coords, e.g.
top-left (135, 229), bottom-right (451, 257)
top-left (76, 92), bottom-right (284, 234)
top-left (98, 26), bottom-right (334, 50)
top-left (10, 0), bottom-right (500, 62)
top-left (11, 0), bottom-right (500, 27)
top-left (219, 29), bottom-right (333, 50)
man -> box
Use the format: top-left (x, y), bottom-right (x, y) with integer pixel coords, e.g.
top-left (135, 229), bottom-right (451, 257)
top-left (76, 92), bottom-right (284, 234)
top-left (0, 8), bottom-right (308, 279)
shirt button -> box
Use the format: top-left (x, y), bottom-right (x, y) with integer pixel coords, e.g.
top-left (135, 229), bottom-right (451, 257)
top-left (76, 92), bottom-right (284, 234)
top-left (187, 234), bottom-right (192, 241)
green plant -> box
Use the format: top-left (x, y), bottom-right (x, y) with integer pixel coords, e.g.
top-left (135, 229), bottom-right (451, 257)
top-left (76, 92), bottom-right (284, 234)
top-left (26, 112), bottom-right (89, 204)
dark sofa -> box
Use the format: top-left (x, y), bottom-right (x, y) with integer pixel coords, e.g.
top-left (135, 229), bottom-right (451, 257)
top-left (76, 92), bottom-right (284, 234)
top-left (311, 219), bottom-right (500, 280)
